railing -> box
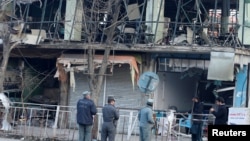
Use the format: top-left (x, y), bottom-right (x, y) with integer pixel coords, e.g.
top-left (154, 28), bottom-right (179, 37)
top-left (0, 102), bottom-right (215, 141)
top-left (0, 102), bottom-right (141, 141)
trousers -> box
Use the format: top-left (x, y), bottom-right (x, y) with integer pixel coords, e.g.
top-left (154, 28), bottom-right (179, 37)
top-left (191, 123), bottom-right (203, 141)
top-left (101, 122), bottom-right (116, 141)
top-left (78, 124), bottom-right (93, 141)
top-left (139, 126), bottom-right (152, 141)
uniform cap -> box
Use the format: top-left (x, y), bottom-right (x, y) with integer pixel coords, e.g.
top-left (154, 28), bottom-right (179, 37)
top-left (108, 96), bottom-right (115, 102)
top-left (147, 99), bottom-right (154, 106)
top-left (82, 91), bottom-right (91, 95)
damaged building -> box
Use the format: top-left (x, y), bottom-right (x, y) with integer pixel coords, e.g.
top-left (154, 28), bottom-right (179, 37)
top-left (0, 0), bottom-right (250, 130)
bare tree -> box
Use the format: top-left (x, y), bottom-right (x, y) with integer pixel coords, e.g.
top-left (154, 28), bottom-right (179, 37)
top-left (0, 2), bottom-right (21, 92)
top-left (1, 0), bottom-right (123, 139)
top-left (82, 0), bottom-right (122, 139)
top-left (84, 0), bottom-right (122, 101)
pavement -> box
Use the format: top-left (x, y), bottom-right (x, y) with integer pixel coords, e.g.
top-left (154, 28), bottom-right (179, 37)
top-left (0, 134), bottom-right (25, 141)
top-left (0, 135), bottom-right (206, 141)
top-left (0, 130), bottom-right (208, 141)
top-left (0, 137), bottom-right (20, 141)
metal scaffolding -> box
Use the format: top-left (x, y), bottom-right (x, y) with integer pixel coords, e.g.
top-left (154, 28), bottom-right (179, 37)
top-left (0, 0), bottom-right (241, 48)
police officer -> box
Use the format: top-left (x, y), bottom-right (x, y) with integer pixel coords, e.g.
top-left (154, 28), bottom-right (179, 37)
top-left (138, 99), bottom-right (155, 141)
top-left (77, 91), bottom-right (97, 141)
top-left (101, 96), bottom-right (119, 141)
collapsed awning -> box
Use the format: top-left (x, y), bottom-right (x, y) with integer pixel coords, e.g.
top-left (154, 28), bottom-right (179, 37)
top-left (54, 54), bottom-right (140, 91)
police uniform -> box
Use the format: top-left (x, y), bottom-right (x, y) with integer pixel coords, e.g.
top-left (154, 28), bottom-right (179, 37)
top-left (138, 99), bottom-right (155, 141)
top-left (101, 96), bottom-right (119, 141)
top-left (77, 91), bottom-right (97, 141)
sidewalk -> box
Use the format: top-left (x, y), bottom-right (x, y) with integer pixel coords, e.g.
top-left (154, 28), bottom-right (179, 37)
top-left (0, 137), bottom-right (20, 141)
top-left (0, 135), bottom-right (200, 141)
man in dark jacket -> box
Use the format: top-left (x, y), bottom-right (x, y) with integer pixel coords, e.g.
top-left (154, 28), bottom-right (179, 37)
top-left (101, 96), bottom-right (119, 141)
top-left (77, 91), bottom-right (97, 141)
top-left (210, 97), bottom-right (228, 125)
top-left (190, 96), bottom-right (204, 141)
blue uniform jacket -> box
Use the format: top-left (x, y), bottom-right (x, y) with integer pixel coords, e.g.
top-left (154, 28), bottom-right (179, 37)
top-left (138, 106), bottom-right (155, 127)
top-left (77, 98), bottom-right (97, 125)
top-left (102, 104), bottom-right (119, 122)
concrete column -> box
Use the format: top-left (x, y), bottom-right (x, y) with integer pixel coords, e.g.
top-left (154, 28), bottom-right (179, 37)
top-left (145, 0), bottom-right (165, 43)
top-left (238, 0), bottom-right (250, 45)
top-left (64, 0), bottom-right (82, 41)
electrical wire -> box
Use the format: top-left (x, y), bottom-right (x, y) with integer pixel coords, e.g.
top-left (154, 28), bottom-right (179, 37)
top-left (23, 67), bottom-right (56, 101)
top-left (17, 48), bottom-right (58, 76)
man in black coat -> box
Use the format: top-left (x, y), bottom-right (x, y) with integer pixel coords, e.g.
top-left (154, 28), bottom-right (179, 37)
top-left (77, 91), bottom-right (97, 141)
top-left (210, 97), bottom-right (228, 125)
top-left (190, 96), bottom-right (204, 141)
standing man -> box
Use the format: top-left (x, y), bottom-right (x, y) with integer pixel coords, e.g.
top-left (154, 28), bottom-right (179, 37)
top-left (138, 99), bottom-right (155, 141)
top-left (101, 96), bottom-right (119, 141)
top-left (210, 97), bottom-right (228, 125)
top-left (190, 96), bottom-right (204, 141)
top-left (77, 91), bottom-right (97, 141)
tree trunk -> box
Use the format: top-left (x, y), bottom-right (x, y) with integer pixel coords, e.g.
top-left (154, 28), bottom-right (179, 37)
top-left (0, 26), bottom-right (19, 92)
top-left (0, 36), bottom-right (9, 91)
top-left (58, 64), bottom-right (69, 128)
top-left (88, 0), bottom-right (122, 139)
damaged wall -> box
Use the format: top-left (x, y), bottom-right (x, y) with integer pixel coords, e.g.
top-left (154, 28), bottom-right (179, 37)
top-left (155, 72), bottom-right (199, 112)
